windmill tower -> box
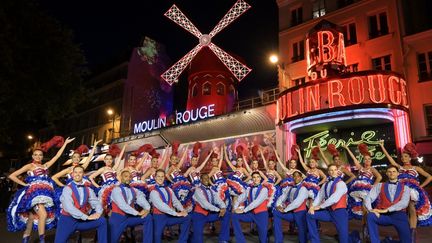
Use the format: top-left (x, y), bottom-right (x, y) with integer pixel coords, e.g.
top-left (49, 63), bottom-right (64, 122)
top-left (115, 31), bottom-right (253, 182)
top-left (161, 0), bottom-right (252, 115)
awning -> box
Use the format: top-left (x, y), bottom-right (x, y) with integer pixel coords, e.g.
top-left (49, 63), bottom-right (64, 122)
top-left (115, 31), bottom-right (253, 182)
top-left (113, 104), bottom-right (276, 152)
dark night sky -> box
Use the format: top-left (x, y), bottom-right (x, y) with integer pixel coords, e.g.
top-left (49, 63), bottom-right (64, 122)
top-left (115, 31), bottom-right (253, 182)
top-left (37, 0), bottom-right (279, 101)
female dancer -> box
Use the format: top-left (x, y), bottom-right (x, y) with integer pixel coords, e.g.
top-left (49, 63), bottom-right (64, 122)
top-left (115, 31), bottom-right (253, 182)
top-left (8, 136), bottom-right (74, 242)
top-left (297, 146), bottom-right (327, 199)
top-left (166, 143), bottom-right (193, 211)
top-left (88, 144), bottom-right (126, 212)
top-left (224, 144), bottom-right (250, 196)
top-left (141, 145), bottom-right (170, 188)
top-left (208, 147), bottom-right (229, 202)
top-left (276, 145), bottom-right (303, 190)
top-left (380, 141), bottom-right (432, 235)
top-left (184, 142), bottom-right (212, 186)
top-left (344, 143), bottom-right (381, 220)
top-left (243, 145), bottom-right (268, 183)
top-left (121, 144), bottom-right (151, 194)
top-left (52, 140), bottom-right (101, 187)
top-left (318, 143), bottom-right (356, 184)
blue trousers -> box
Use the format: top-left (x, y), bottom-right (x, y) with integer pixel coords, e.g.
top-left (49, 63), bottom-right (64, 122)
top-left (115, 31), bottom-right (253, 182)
top-left (191, 211), bottom-right (231, 243)
top-left (273, 210), bottom-right (307, 243)
top-left (231, 211), bottom-right (268, 243)
top-left (109, 212), bottom-right (153, 243)
top-left (153, 213), bottom-right (191, 243)
top-left (307, 208), bottom-right (348, 243)
top-left (366, 211), bottom-right (411, 243)
top-left (54, 215), bottom-right (107, 243)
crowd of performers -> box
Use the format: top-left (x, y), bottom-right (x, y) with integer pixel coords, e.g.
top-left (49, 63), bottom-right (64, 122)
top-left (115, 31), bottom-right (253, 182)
top-left (6, 135), bottom-right (432, 243)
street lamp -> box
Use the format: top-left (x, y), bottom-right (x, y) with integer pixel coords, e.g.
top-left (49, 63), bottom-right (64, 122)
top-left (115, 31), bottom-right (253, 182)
top-left (106, 108), bottom-right (115, 141)
top-left (27, 135), bottom-right (33, 140)
top-left (269, 54), bottom-right (291, 89)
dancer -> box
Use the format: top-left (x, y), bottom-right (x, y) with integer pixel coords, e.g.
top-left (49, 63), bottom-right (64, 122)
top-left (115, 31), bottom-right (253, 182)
top-left (380, 141), bottom-right (432, 236)
top-left (344, 143), bottom-right (382, 220)
top-left (232, 171), bottom-right (269, 243)
top-left (121, 144), bottom-right (153, 194)
top-left (54, 166), bottom-right (107, 243)
top-left (150, 169), bottom-right (191, 243)
top-left (307, 164), bottom-right (349, 243)
top-left (208, 148), bottom-right (229, 203)
top-left (191, 174), bottom-right (230, 243)
top-left (273, 171), bottom-right (308, 243)
top-left (365, 165), bottom-right (411, 243)
top-left (52, 140), bottom-right (101, 187)
top-left (109, 170), bottom-right (153, 243)
top-left (297, 147), bottom-right (327, 199)
top-left (184, 142), bottom-right (212, 186)
top-left (8, 136), bottom-right (74, 243)
top-left (141, 145), bottom-right (170, 189)
top-left (319, 143), bottom-right (356, 184)
top-left (88, 144), bottom-right (126, 212)
top-left (166, 142), bottom-right (193, 211)
top-left (224, 144), bottom-right (250, 196)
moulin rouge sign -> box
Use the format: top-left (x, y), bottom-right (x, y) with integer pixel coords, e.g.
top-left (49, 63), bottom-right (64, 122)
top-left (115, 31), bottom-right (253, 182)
top-left (278, 21), bottom-right (409, 123)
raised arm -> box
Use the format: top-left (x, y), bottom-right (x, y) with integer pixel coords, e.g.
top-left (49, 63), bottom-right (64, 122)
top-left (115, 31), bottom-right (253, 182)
top-left (8, 164), bottom-right (32, 187)
top-left (196, 151), bottom-right (212, 172)
top-left (45, 137), bottom-right (75, 169)
top-left (218, 146), bottom-right (223, 169)
top-left (177, 145), bottom-right (190, 169)
top-left (136, 153), bottom-right (148, 172)
top-left (113, 143), bottom-right (127, 171)
top-left (82, 139), bottom-right (102, 170)
top-left (296, 148), bottom-right (310, 171)
top-left (89, 167), bottom-right (105, 188)
top-left (243, 156), bottom-right (253, 174)
top-left (274, 147), bottom-right (288, 172)
top-left (274, 171), bottom-right (282, 185)
top-left (316, 142), bottom-right (331, 166)
top-left (343, 144), bottom-right (362, 169)
top-left (379, 140), bottom-right (400, 169)
top-left (261, 149), bottom-right (269, 171)
top-left (371, 167), bottom-right (382, 186)
top-left (416, 166), bottom-right (432, 188)
top-left (159, 145), bottom-right (171, 170)
top-left (52, 167), bottom-right (71, 187)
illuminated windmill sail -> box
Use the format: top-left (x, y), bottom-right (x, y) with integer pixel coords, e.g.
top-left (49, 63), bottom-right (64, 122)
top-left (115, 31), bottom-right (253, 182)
top-left (161, 0), bottom-right (252, 85)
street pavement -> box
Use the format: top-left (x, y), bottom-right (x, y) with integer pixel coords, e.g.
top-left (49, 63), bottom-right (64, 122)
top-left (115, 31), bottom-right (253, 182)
top-left (1, 213), bottom-right (430, 242)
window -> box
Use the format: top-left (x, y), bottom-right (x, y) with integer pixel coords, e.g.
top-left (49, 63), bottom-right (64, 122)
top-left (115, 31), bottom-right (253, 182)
top-left (342, 23), bottom-right (357, 46)
top-left (293, 77), bottom-right (306, 86)
top-left (347, 63), bottom-right (359, 72)
top-left (216, 82), bottom-right (225, 95)
top-left (372, 55), bottom-right (391, 71)
top-left (426, 105), bottom-right (432, 136)
top-left (292, 40), bottom-right (305, 62)
top-left (417, 51), bottom-right (432, 82)
top-left (291, 7), bottom-right (303, 26)
top-left (369, 12), bottom-right (389, 39)
top-left (313, 0), bottom-right (326, 19)
top-left (202, 82), bottom-right (211, 95)
top-left (191, 84), bottom-right (198, 97)
top-left (337, 0), bottom-right (354, 8)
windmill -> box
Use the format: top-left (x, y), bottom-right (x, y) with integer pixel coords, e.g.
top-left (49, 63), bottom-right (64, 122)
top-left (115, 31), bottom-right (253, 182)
top-left (161, 0), bottom-right (252, 85)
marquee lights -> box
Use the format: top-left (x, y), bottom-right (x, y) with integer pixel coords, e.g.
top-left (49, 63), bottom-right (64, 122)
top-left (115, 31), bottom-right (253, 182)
top-left (277, 72), bottom-right (409, 123)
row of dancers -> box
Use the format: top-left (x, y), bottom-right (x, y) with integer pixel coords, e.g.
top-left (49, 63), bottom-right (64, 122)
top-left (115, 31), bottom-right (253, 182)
top-left (6, 135), bottom-right (432, 242)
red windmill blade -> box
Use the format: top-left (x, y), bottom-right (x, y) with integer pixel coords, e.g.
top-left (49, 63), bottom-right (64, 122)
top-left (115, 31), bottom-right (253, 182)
top-left (161, 0), bottom-right (252, 85)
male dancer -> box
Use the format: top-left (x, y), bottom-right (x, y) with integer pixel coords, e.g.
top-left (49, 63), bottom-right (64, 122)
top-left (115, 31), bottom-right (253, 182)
top-left (109, 170), bottom-right (153, 243)
top-left (55, 166), bottom-right (107, 243)
top-left (150, 169), bottom-right (191, 243)
top-left (274, 171), bottom-right (308, 243)
top-left (365, 165), bottom-right (411, 243)
top-left (232, 171), bottom-right (269, 243)
top-left (307, 164), bottom-right (349, 243)
top-left (191, 174), bottom-right (230, 243)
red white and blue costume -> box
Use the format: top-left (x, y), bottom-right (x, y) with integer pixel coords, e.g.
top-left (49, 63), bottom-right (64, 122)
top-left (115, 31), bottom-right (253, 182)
top-left (211, 170), bottom-right (230, 204)
top-left (97, 170), bottom-right (119, 212)
top-left (149, 185), bottom-right (191, 243)
top-left (264, 171), bottom-right (277, 207)
top-left (54, 182), bottom-right (107, 243)
top-left (303, 170), bottom-right (321, 199)
top-left (348, 167), bottom-right (374, 219)
top-left (191, 184), bottom-right (230, 243)
top-left (273, 181), bottom-right (309, 243)
top-left (7, 165), bottom-right (57, 232)
top-left (109, 184), bottom-right (153, 243)
top-left (189, 170), bottom-right (201, 186)
top-left (232, 185), bottom-right (269, 243)
top-left (398, 167), bottom-right (432, 226)
top-left (365, 181), bottom-right (411, 243)
top-left (170, 170), bottom-right (193, 212)
top-left (227, 170), bottom-right (248, 196)
top-left (129, 169), bottom-right (148, 195)
top-left (306, 176), bottom-right (349, 243)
